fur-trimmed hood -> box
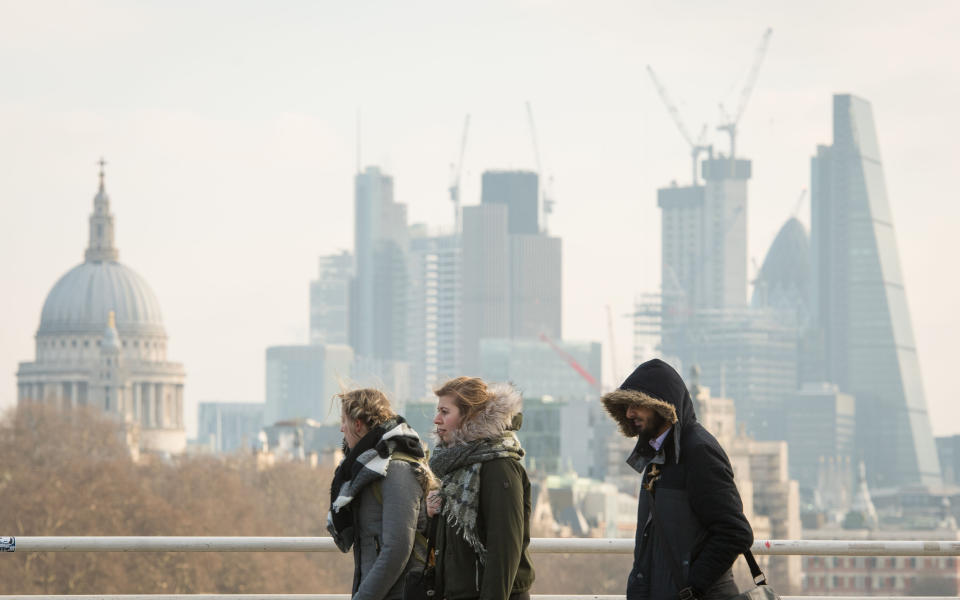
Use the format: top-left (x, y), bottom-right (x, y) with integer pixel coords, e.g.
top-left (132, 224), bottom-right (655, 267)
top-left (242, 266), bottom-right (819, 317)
top-left (601, 388), bottom-right (678, 438)
top-left (601, 358), bottom-right (696, 466)
top-left (436, 382), bottom-right (523, 446)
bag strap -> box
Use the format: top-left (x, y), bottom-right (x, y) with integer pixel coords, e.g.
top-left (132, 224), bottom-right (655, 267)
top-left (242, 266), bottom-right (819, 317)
top-left (417, 514), bottom-right (437, 568)
top-left (742, 549), bottom-right (767, 586)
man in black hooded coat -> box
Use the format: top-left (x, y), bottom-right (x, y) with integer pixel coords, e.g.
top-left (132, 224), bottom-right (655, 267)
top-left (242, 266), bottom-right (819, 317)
top-left (602, 359), bottom-right (753, 600)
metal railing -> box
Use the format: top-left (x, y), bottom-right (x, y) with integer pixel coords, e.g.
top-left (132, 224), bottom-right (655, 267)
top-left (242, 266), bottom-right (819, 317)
top-left (2, 536), bottom-right (959, 600)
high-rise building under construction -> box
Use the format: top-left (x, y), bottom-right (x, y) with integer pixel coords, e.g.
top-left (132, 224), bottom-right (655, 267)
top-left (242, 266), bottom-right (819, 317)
top-left (659, 157), bottom-right (750, 313)
top-left (654, 153), bottom-right (808, 442)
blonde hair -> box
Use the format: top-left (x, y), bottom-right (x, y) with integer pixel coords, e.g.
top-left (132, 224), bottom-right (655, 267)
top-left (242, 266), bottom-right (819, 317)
top-left (434, 376), bottom-right (490, 424)
top-left (338, 388), bottom-right (395, 429)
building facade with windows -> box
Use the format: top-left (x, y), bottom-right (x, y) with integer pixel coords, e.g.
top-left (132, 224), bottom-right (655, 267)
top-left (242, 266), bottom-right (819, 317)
top-left (310, 251), bottom-right (352, 345)
top-left (197, 402), bottom-right (265, 453)
top-left (264, 344), bottom-right (353, 426)
top-left (406, 228), bottom-right (460, 399)
top-left (802, 529), bottom-right (959, 596)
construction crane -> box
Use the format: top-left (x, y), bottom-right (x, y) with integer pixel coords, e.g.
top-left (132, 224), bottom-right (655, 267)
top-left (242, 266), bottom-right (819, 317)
top-left (605, 305), bottom-right (621, 386)
top-left (449, 114), bottom-right (470, 233)
top-left (716, 27), bottom-right (773, 160)
top-left (646, 65), bottom-right (712, 186)
top-left (539, 332), bottom-right (601, 392)
top-left (525, 101), bottom-right (554, 232)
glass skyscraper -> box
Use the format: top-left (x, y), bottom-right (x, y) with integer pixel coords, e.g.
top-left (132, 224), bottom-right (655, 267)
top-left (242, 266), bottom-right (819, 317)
top-left (352, 166), bottom-right (408, 360)
top-left (811, 94), bottom-right (940, 487)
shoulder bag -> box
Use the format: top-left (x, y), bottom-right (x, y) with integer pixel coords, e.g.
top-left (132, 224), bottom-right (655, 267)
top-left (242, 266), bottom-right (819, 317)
top-left (403, 515), bottom-right (438, 600)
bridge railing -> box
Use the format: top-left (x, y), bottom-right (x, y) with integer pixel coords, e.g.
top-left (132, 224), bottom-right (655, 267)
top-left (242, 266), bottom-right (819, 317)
top-left (2, 536), bottom-right (959, 600)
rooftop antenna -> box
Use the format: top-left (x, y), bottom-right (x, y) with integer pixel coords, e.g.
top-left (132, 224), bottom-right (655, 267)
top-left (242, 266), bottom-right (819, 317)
top-left (355, 107), bottom-right (362, 174)
top-left (449, 114), bottom-right (470, 233)
top-left (525, 101), bottom-right (554, 232)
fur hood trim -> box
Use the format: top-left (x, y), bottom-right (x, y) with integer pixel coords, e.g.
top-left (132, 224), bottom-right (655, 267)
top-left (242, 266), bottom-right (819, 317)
top-left (439, 382), bottom-right (523, 445)
top-left (601, 388), bottom-right (678, 438)
top-left (393, 454), bottom-right (438, 493)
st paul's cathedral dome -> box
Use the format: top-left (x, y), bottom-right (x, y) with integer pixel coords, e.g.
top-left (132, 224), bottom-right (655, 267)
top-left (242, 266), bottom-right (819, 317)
top-left (17, 161), bottom-right (186, 455)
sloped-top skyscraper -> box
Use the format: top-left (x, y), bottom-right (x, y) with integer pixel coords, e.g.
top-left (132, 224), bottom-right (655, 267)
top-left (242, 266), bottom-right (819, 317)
top-left (812, 94), bottom-right (940, 487)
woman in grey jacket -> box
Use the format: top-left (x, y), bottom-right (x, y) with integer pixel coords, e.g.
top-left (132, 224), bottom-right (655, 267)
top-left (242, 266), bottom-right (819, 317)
top-left (328, 389), bottom-right (433, 600)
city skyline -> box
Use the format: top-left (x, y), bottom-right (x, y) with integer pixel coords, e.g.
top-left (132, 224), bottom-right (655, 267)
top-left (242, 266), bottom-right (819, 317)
top-left (2, 1), bottom-right (958, 439)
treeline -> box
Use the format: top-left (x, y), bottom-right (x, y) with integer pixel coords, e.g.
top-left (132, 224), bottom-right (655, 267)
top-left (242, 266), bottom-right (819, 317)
top-left (0, 405), bottom-right (630, 595)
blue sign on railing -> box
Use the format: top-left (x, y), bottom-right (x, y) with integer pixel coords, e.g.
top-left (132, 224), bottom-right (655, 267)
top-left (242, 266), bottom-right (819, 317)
top-left (0, 537), bottom-right (14, 552)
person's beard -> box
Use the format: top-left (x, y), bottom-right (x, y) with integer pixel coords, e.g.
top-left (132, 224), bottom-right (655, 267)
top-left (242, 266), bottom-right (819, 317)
top-left (637, 411), bottom-right (668, 445)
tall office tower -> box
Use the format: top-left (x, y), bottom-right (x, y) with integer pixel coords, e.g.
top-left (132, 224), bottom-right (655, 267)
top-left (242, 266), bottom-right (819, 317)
top-left (510, 234), bottom-right (562, 339)
top-left (407, 226), bottom-right (461, 399)
top-left (264, 344), bottom-right (353, 426)
top-left (811, 94), bottom-right (940, 487)
top-left (352, 166), bottom-right (408, 360)
top-left (310, 251), bottom-right (353, 345)
top-left (460, 204), bottom-right (511, 373)
top-left (460, 182), bottom-right (562, 373)
top-left (481, 170), bottom-right (539, 234)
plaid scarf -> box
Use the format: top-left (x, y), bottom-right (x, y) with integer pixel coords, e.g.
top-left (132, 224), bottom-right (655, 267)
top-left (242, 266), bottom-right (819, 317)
top-left (428, 432), bottom-right (524, 562)
top-left (327, 417), bottom-right (425, 552)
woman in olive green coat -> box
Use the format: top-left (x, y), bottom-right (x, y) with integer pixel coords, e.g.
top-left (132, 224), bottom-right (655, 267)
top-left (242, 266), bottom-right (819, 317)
top-left (427, 376), bottom-right (535, 600)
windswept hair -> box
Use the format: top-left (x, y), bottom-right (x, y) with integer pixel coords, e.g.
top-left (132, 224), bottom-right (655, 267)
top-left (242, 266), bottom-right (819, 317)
top-left (338, 388), bottom-right (396, 429)
top-left (434, 376), bottom-right (490, 423)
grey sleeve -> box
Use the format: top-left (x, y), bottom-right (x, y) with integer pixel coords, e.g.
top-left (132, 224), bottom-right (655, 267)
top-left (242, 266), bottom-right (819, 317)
top-left (353, 461), bottom-right (423, 600)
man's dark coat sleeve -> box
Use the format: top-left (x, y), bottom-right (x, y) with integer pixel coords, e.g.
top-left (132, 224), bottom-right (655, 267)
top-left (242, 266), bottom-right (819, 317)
top-left (685, 441), bottom-right (754, 593)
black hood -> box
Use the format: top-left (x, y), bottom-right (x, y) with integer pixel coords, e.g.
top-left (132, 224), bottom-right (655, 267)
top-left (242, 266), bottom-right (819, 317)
top-left (619, 358), bottom-right (697, 428)
top-left (614, 358), bottom-right (696, 470)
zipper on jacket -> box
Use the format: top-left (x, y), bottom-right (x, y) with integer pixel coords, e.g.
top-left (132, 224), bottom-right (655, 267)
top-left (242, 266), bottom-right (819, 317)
top-left (475, 558), bottom-right (480, 592)
top-left (374, 535), bottom-right (381, 555)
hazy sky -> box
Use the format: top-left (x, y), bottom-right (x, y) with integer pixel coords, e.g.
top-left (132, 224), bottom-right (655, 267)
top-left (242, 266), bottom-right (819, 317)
top-left (2, 0), bottom-right (958, 438)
